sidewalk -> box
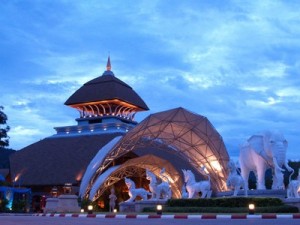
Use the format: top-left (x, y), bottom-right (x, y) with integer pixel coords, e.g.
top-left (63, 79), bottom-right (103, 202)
top-left (34, 213), bottom-right (300, 219)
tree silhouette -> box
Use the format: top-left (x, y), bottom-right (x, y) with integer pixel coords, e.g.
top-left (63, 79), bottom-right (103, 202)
top-left (0, 106), bottom-right (10, 148)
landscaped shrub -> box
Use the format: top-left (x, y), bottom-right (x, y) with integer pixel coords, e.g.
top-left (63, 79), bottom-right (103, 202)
top-left (166, 197), bottom-right (283, 208)
top-left (12, 199), bottom-right (26, 213)
top-left (143, 205), bottom-right (298, 213)
top-left (0, 198), bottom-right (8, 212)
top-left (142, 197), bottom-right (298, 213)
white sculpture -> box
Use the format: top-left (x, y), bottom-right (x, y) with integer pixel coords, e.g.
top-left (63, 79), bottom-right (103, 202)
top-left (109, 188), bottom-right (117, 212)
top-left (124, 178), bottom-right (151, 202)
top-left (182, 169), bottom-right (211, 198)
top-left (226, 160), bottom-right (248, 196)
top-left (287, 169), bottom-right (300, 198)
top-left (239, 131), bottom-right (294, 190)
top-left (181, 185), bottom-right (188, 199)
top-left (146, 169), bottom-right (171, 200)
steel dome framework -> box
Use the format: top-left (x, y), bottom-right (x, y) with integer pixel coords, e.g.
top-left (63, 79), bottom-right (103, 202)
top-left (82, 107), bottom-right (230, 200)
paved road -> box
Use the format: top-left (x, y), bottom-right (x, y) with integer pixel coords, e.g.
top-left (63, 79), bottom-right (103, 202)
top-left (1, 216), bottom-right (300, 225)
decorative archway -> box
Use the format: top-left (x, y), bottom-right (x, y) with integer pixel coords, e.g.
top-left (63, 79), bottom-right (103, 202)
top-left (89, 154), bottom-right (182, 201)
top-left (80, 107), bottom-right (230, 200)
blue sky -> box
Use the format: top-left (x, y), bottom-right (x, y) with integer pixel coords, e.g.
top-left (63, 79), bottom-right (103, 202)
top-left (0, 0), bottom-right (299, 160)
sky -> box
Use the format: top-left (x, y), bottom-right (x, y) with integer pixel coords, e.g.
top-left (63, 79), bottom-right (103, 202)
top-left (0, 0), bottom-right (300, 160)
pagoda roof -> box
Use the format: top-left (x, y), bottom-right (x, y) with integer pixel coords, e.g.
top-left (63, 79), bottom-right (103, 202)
top-left (65, 71), bottom-right (149, 110)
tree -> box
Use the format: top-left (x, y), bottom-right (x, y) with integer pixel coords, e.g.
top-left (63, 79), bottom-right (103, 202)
top-left (0, 106), bottom-right (10, 148)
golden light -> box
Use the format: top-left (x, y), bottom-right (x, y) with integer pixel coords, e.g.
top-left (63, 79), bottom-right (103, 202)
top-left (156, 204), bottom-right (162, 215)
top-left (76, 170), bottom-right (84, 182)
top-left (248, 203), bottom-right (255, 214)
top-left (210, 161), bottom-right (222, 172)
top-left (14, 173), bottom-right (21, 182)
top-left (88, 205), bottom-right (93, 214)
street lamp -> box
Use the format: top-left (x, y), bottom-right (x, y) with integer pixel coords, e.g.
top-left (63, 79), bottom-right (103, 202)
top-left (248, 203), bottom-right (255, 215)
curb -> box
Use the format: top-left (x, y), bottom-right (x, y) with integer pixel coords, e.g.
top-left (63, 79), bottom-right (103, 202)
top-left (34, 213), bottom-right (300, 219)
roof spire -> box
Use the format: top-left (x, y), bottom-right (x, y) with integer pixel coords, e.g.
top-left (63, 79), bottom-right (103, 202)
top-left (106, 55), bottom-right (111, 71)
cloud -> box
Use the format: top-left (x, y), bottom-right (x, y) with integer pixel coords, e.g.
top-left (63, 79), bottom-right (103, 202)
top-left (1, 0), bottom-right (300, 161)
top-left (10, 126), bottom-right (41, 137)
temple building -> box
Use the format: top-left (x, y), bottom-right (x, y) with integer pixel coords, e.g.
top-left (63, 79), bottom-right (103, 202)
top-left (9, 57), bottom-right (229, 211)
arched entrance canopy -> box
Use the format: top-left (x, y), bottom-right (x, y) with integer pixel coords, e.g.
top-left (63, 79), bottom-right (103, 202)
top-left (89, 154), bottom-right (182, 201)
top-left (84, 107), bottom-right (229, 199)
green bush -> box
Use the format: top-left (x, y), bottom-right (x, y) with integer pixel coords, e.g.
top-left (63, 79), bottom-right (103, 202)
top-left (143, 205), bottom-right (298, 213)
top-left (0, 198), bottom-right (9, 212)
top-left (80, 198), bottom-right (92, 211)
top-left (167, 197), bottom-right (283, 208)
top-left (12, 199), bottom-right (26, 213)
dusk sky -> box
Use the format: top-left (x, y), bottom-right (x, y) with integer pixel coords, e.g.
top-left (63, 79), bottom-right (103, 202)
top-left (1, 1), bottom-right (299, 160)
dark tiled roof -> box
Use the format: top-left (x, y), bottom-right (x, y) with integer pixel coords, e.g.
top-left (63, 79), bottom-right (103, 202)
top-left (65, 74), bottom-right (149, 110)
top-left (9, 133), bottom-right (122, 186)
top-left (0, 148), bottom-right (15, 168)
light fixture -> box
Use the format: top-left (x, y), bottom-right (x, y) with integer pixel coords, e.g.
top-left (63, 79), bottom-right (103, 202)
top-left (80, 209), bottom-right (84, 213)
top-left (113, 209), bottom-right (117, 213)
top-left (248, 203), bottom-right (255, 215)
top-left (88, 205), bottom-right (93, 214)
top-left (63, 183), bottom-right (72, 194)
top-left (50, 186), bottom-right (58, 197)
top-left (156, 204), bottom-right (162, 215)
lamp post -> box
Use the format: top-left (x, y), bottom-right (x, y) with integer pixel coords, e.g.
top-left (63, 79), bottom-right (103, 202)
top-left (248, 203), bottom-right (255, 215)
top-left (156, 204), bottom-right (162, 215)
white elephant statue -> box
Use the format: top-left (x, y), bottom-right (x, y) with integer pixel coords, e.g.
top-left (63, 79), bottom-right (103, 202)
top-left (239, 130), bottom-right (293, 190)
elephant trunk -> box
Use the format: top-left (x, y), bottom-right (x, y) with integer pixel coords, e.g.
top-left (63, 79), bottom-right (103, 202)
top-left (276, 146), bottom-right (294, 173)
top-left (273, 157), bottom-right (285, 172)
top-left (273, 145), bottom-right (292, 172)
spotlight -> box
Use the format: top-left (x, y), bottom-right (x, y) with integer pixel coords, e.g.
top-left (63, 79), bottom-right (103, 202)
top-left (156, 204), bottom-right (162, 215)
top-left (113, 209), bottom-right (117, 213)
top-left (248, 203), bottom-right (255, 215)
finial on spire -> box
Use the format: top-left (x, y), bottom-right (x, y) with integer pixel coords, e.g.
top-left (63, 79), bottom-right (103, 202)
top-left (106, 56), bottom-right (111, 71)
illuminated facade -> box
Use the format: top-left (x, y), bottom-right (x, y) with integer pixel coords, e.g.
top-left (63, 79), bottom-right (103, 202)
top-left (80, 107), bottom-right (230, 201)
top-left (10, 57), bottom-right (230, 208)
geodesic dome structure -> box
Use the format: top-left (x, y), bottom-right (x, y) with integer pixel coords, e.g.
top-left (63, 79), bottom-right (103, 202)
top-left (80, 107), bottom-right (230, 200)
